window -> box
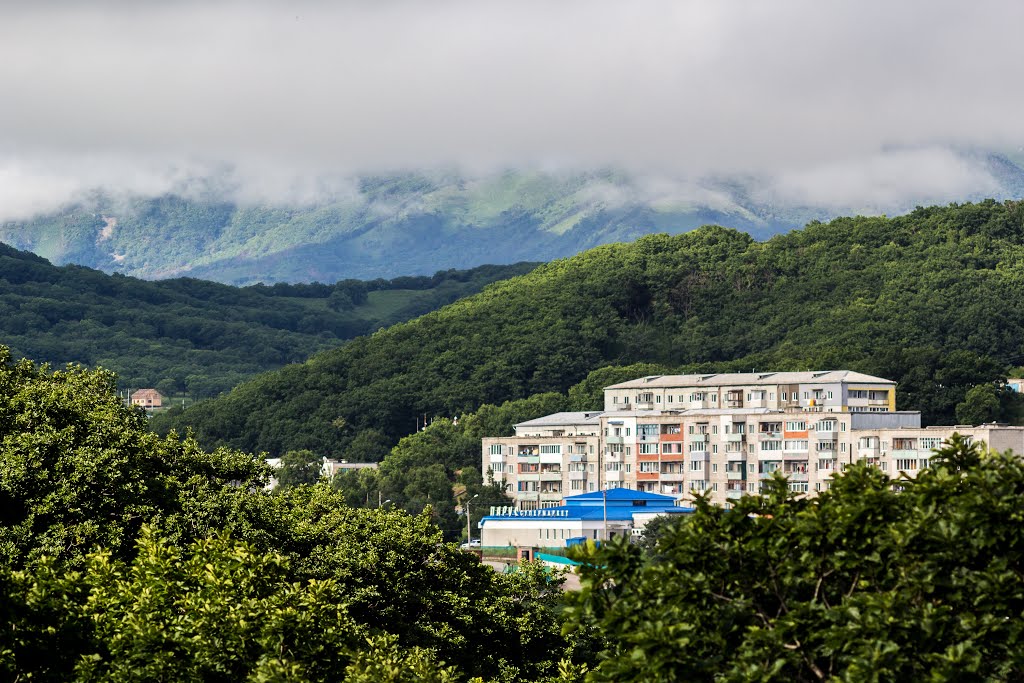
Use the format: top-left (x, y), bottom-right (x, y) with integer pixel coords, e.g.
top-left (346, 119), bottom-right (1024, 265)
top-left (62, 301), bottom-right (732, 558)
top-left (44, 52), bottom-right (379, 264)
top-left (712, 463), bottom-right (718, 473)
top-left (784, 439), bottom-right (808, 451)
top-left (662, 443), bottom-right (682, 454)
top-left (625, 447), bottom-right (631, 456)
top-left (640, 443), bottom-right (659, 454)
top-left (489, 444), bottom-right (503, 455)
top-left (667, 395), bottom-right (673, 403)
top-left (540, 445), bottom-right (561, 454)
top-left (920, 437), bottom-right (942, 450)
top-left (656, 396), bottom-right (661, 403)
top-left (639, 461), bottom-right (659, 472)
top-left (896, 458), bottom-right (917, 471)
top-left (785, 420), bottom-right (807, 431)
top-left (613, 396), bottom-right (619, 404)
top-left (689, 460), bottom-right (704, 471)
top-left (781, 392), bottom-right (788, 401)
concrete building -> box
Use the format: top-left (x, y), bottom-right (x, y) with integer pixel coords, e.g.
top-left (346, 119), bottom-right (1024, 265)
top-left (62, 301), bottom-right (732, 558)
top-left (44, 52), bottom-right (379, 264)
top-left (478, 489), bottom-right (689, 548)
top-left (482, 371), bottom-right (1024, 509)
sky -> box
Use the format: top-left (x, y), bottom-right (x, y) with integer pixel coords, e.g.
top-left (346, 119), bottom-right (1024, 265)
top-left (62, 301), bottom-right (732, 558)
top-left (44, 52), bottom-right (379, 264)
top-left (1, 0), bottom-right (1023, 220)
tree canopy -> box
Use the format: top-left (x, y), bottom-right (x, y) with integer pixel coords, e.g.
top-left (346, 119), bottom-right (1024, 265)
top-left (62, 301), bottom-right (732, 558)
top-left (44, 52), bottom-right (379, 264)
top-left (0, 349), bottom-right (589, 682)
top-left (565, 435), bottom-right (1024, 681)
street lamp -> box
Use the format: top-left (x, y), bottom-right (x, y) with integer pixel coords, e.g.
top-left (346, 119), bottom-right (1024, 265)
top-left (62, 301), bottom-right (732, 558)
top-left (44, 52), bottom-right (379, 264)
top-left (466, 493), bottom-right (479, 545)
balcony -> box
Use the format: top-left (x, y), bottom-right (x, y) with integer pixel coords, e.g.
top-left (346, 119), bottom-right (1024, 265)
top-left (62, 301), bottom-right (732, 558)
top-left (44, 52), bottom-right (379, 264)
top-left (568, 471), bottom-right (586, 480)
top-left (605, 436), bottom-right (624, 445)
top-left (660, 432), bottom-right (684, 442)
top-left (726, 490), bottom-right (744, 500)
top-left (784, 471), bottom-right (809, 482)
top-left (758, 470), bottom-right (780, 480)
top-left (517, 455), bottom-right (540, 464)
top-left (726, 433), bottom-right (746, 443)
top-left (727, 470), bottom-right (746, 481)
top-left (691, 432), bottom-right (709, 443)
top-left (517, 472), bottom-right (540, 481)
top-left (634, 401), bottom-right (655, 410)
top-left (539, 491), bottom-right (563, 501)
top-left (726, 451), bottom-right (746, 462)
top-left (489, 453), bottom-right (505, 463)
top-left (569, 454), bottom-right (585, 462)
top-left (890, 449), bottom-right (919, 458)
top-left (539, 471), bottom-right (562, 481)
top-left (637, 471), bottom-right (660, 481)
top-left (758, 432), bottom-right (782, 441)
top-left (815, 449), bottom-right (837, 458)
top-left (857, 445), bottom-right (880, 458)
top-left (688, 450), bottom-right (710, 460)
top-left (660, 471), bottom-right (685, 481)
top-left (605, 470), bottom-right (625, 482)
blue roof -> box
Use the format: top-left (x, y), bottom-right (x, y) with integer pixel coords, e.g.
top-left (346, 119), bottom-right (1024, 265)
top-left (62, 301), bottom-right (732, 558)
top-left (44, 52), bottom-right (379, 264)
top-left (566, 489), bottom-right (678, 505)
top-left (479, 488), bottom-right (692, 525)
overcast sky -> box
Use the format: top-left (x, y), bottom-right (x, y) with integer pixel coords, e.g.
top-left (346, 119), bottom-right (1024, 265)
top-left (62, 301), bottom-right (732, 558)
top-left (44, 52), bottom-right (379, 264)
top-left (1, 0), bottom-right (1023, 219)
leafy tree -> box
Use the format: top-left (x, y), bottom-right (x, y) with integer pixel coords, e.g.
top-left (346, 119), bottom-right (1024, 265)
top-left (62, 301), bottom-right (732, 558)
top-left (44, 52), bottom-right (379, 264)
top-left (565, 435), bottom-right (1024, 681)
top-left (0, 352), bottom-right (587, 681)
top-left (276, 449), bottom-right (324, 489)
top-left (956, 383), bottom-right (1002, 424)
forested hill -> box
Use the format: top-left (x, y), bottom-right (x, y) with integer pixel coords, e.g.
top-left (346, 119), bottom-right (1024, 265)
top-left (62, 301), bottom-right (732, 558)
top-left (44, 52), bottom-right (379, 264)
top-left (0, 245), bottom-right (536, 397)
top-left (157, 200), bottom-right (1024, 458)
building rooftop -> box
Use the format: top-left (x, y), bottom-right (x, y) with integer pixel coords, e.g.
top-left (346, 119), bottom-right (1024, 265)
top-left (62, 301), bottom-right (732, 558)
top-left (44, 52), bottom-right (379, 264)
top-left (513, 411), bottom-right (604, 428)
top-left (604, 370), bottom-right (896, 390)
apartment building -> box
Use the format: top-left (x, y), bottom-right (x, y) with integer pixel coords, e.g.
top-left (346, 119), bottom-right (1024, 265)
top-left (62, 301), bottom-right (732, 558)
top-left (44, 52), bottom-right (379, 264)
top-left (482, 372), bottom-right (1024, 509)
top-left (483, 412), bottom-right (603, 510)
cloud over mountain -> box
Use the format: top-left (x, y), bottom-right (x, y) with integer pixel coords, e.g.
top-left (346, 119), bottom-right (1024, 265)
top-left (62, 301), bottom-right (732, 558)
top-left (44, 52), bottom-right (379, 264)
top-left (1, 0), bottom-right (1022, 219)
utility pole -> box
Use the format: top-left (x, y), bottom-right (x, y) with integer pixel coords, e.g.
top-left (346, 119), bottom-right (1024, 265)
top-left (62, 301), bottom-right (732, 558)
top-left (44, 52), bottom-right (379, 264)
top-left (603, 487), bottom-right (608, 542)
top-left (466, 493), bottom-right (479, 543)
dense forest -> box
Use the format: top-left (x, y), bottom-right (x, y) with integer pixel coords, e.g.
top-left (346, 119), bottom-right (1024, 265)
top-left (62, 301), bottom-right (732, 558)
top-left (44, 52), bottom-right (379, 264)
top-left (159, 200), bottom-right (1024, 461)
top-left (4, 350), bottom-right (1024, 681)
top-left (0, 244), bottom-right (535, 397)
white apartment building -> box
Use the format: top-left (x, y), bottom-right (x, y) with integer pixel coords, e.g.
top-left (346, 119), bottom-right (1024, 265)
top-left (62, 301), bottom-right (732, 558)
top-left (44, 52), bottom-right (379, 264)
top-left (482, 372), bottom-right (1024, 509)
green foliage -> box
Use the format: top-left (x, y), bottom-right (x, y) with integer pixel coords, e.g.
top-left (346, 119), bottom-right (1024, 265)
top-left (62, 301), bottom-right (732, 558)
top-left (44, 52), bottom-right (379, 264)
top-left (565, 435), bottom-right (1024, 681)
top-left (0, 243), bottom-right (535, 397)
top-left (167, 201), bottom-right (1024, 462)
top-left (0, 347), bottom-right (269, 569)
top-left (0, 353), bottom-right (585, 681)
top-left (276, 449), bottom-right (323, 489)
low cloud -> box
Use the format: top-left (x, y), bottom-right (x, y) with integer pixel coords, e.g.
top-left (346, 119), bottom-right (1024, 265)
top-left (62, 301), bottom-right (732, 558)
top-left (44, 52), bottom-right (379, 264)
top-left (0, 0), bottom-right (1022, 220)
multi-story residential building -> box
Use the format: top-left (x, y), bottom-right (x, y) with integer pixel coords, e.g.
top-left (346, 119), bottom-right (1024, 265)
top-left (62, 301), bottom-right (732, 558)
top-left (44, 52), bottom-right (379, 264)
top-left (482, 372), bottom-right (1024, 509)
top-left (483, 412), bottom-right (603, 510)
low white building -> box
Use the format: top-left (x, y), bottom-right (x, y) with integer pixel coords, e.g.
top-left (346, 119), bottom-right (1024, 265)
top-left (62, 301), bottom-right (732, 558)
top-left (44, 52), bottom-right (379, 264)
top-left (478, 489), bottom-right (691, 548)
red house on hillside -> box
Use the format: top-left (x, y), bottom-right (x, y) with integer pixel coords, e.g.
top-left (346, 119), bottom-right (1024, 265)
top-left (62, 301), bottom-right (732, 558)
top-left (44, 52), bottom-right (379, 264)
top-left (131, 389), bottom-right (164, 409)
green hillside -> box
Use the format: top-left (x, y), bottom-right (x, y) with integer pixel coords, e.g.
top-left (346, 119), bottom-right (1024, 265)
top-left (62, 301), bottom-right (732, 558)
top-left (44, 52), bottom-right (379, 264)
top-left (0, 246), bottom-right (536, 397)
top-left (158, 200), bottom-right (1024, 458)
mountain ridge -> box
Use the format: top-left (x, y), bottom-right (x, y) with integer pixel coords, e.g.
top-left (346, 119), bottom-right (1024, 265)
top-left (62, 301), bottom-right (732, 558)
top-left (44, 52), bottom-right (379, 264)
top-left (8, 155), bottom-right (1023, 284)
